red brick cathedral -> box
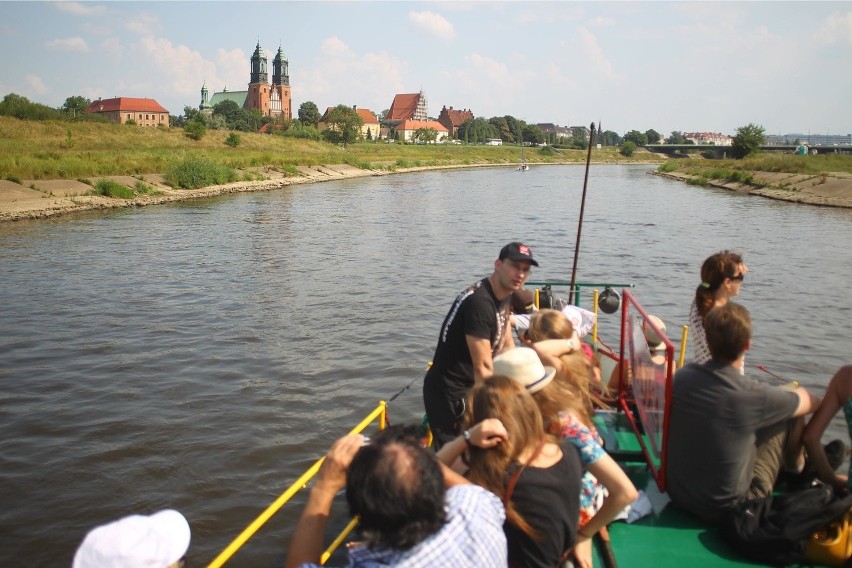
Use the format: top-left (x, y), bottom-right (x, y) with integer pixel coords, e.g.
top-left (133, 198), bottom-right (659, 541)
top-left (200, 42), bottom-right (292, 119)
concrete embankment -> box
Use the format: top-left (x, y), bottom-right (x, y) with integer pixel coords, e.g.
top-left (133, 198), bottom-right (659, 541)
top-left (652, 170), bottom-right (852, 208)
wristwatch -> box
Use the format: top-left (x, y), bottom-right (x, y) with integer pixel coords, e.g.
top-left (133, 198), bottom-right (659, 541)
top-left (463, 430), bottom-right (472, 447)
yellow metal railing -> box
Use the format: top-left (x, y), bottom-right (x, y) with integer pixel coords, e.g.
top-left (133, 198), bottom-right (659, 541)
top-left (208, 401), bottom-right (388, 568)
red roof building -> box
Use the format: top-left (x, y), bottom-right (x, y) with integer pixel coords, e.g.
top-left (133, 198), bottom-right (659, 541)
top-left (85, 97), bottom-right (170, 127)
top-left (437, 106), bottom-right (473, 139)
top-left (394, 119), bottom-right (449, 143)
top-left (387, 90), bottom-right (428, 123)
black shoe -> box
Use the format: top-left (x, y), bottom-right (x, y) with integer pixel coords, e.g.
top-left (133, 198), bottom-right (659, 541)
top-left (824, 439), bottom-right (847, 472)
top-left (783, 439), bottom-right (848, 491)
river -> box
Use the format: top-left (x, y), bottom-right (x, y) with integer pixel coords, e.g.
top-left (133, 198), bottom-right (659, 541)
top-left (0, 164), bottom-right (850, 566)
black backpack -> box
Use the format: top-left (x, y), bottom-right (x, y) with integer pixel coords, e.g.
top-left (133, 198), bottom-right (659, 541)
top-left (720, 485), bottom-right (852, 565)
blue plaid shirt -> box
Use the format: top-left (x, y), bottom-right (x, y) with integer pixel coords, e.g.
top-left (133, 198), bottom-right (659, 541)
top-left (301, 484), bottom-right (507, 567)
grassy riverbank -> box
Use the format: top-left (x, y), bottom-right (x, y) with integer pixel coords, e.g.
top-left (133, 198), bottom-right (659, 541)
top-left (654, 153), bottom-right (852, 208)
top-left (657, 153), bottom-right (852, 184)
top-left (0, 116), bottom-right (658, 181)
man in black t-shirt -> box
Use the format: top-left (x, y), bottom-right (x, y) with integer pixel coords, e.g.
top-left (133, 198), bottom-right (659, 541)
top-left (423, 242), bottom-right (539, 448)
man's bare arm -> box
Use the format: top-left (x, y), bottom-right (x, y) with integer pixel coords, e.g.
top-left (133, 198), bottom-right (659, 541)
top-left (467, 335), bottom-right (494, 382)
top-left (285, 435), bottom-right (363, 568)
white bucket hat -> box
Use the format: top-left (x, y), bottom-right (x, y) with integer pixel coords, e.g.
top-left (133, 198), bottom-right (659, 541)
top-left (73, 509), bottom-right (190, 568)
top-left (493, 347), bottom-right (556, 394)
top-left (642, 315), bottom-right (667, 352)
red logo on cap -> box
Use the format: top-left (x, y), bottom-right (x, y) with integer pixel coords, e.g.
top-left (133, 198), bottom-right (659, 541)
top-left (518, 245), bottom-right (531, 256)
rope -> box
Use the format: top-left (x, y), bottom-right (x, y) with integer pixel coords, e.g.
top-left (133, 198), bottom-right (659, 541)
top-left (387, 364), bottom-right (430, 403)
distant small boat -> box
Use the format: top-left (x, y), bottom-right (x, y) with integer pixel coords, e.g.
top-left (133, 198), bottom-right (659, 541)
top-left (517, 161), bottom-right (529, 171)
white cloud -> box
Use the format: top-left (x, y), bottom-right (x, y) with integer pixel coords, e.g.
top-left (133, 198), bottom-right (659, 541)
top-left (52, 1), bottom-right (106, 16)
top-left (297, 37), bottom-right (407, 112)
top-left (135, 36), bottom-right (221, 100)
top-left (573, 27), bottom-right (625, 82)
top-left (442, 53), bottom-right (535, 117)
top-left (81, 22), bottom-right (112, 36)
top-left (814, 12), bottom-right (852, 44)
top-left (98, 37), bottom-right (124, 64)
top-left (589, 16), bottom-right (615, 27)
top-left (25, 75), bottom-right (49, 95)
top-left (124, 13), bottom-right (162, 36)
top-left (213, 48), bottom-right (247, 91)
top-left (409, 10), bottom-right (455, 40)
top-left (321, 36), bottom-right (351, 56)
top-left (45, 37), bottom-right (90, 52)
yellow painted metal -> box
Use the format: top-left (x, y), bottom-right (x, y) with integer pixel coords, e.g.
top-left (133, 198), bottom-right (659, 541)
top-left (592, 289), bottom-right (600, 345)
top-left (321, 517), bottom-right (361, 564)
top-left (207, 401), bottom-right (387, 568)
top-left (679, 325), bottom-right (688, 369)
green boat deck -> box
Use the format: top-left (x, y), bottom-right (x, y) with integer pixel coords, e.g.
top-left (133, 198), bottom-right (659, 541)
top-left (592, 411), bottom-right (811, 567)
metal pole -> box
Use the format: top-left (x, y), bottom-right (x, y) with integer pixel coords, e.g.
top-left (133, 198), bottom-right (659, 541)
top-left (569, 122), bottom-right (595, 305)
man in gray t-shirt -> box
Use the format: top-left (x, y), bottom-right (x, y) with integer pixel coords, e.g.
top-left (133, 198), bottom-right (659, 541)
top-left (666, 302), bottom-right (819, 523)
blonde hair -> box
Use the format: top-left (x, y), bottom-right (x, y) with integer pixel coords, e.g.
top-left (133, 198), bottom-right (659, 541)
top-left (527, 309), bottom-right (606, 426)
top-left (527, 309), bottom-right (574, 343)
top-left (465, 376), bottom-right (548, 538)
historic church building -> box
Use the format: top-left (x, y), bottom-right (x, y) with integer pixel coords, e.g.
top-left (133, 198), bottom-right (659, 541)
top-left (200, 42), bottom-right (292, 119)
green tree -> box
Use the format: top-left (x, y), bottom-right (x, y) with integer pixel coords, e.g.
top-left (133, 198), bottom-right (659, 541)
top-left (645, 129), bottom-right (661, 144)
top-left (623, 130), bottom-right (648, 146)
top-left (414, 127), bottom-right (438, 144)
top-left (488, 116), bottom-right (511, 142)
top-left (620, 141), bottom-right (637, 156)
top-left (523, 124), bottom-right (545, 145)
top-left (0, 93), bottom-right (64, 120)
top-left (183, 119), bottom-right (206, 141)
top-left (224, 132), bottom-right (240, 147)
top-left (731, 123), bottom-right (766, 159)
top-left (212, 100), bottom-right (244, 127)
top-left (504, 116), bottom-right (521, 144)
top-left (570, 127), bottom-right (589, 149)
top-left (180, 106), bottom-right (207, 127)
top-left (62, 95), bottom-right (90, 118)
top-left (667, 131), bottom-right (690, 144)
top-left (601, 130), bottom-right (622, 146)
top-left (458, 117), bottom-right (498, 144)
top-left (298, 101), bottom-right (321, 127)
top-left (324, 104), bottom-right (363, 146)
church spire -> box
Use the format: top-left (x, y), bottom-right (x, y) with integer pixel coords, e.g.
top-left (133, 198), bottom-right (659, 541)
top-left (272, 44), bottom-right (289, 86)
top-left (250, 41), bottom-right (268, 85)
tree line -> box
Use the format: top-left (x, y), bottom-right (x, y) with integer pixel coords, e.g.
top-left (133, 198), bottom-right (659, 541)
top-left (0, 92), bottom-right (768, 158)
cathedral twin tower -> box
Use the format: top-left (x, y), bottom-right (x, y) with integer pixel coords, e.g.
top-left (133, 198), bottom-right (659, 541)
top-left (200, 42), bottom-right (292, 119)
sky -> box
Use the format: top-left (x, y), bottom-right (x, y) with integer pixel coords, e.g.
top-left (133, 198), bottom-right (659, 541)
top-left (1, 1), bottom-right (850, 137)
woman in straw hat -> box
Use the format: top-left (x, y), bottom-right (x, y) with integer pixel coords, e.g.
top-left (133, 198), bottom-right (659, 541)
top-left (492, 347), bottom-right (638, 568)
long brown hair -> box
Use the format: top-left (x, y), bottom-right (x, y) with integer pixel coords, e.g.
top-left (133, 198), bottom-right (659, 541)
top-left (694, 251), bottom-right (744, 320)
top-left (465, 376), bottom-right (548, 538)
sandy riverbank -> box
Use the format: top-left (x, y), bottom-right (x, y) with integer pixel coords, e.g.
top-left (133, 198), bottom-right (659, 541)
top-left (3, 161), bottom-right (851, 222)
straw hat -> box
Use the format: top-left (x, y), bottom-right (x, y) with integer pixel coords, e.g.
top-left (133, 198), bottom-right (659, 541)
top-left (493, 347), bottom-right (556, 394)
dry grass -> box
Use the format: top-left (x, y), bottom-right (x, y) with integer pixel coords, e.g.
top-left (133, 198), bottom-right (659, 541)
top-left (0, 116), bottom-right (663, 180)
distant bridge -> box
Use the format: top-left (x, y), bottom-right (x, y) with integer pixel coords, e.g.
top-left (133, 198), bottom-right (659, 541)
top-left (644, 144), bottom-right (852, 158)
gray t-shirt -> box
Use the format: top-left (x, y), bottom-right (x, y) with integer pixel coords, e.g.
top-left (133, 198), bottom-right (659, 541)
top-left (666, 361), bottom-right (799, 523)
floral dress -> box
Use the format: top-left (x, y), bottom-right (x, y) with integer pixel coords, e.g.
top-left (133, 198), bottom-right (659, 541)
top-left (550, 411), bottom-right (607, 528)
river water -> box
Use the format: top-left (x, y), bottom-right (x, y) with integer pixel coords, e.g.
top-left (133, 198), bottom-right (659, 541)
top-left (1, 164), bottom-right (850, 566)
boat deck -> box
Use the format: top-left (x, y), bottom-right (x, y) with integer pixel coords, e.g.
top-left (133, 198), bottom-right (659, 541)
top-left (592, 411), bottom-right (808, 568)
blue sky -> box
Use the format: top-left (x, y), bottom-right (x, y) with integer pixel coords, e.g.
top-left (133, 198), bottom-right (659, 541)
top-left (1, 1), bottom-right (850, 136)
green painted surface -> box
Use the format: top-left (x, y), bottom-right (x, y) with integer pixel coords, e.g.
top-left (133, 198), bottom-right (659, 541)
top-left (592, 411), bottom-right (813, 567)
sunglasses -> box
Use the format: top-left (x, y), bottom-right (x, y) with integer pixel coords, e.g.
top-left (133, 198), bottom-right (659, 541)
top-left (729, 274), bottom-right (745, 281)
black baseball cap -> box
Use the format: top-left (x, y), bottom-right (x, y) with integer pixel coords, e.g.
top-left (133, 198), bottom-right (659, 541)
top-left (499, 242), bottom-right (539, 266)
